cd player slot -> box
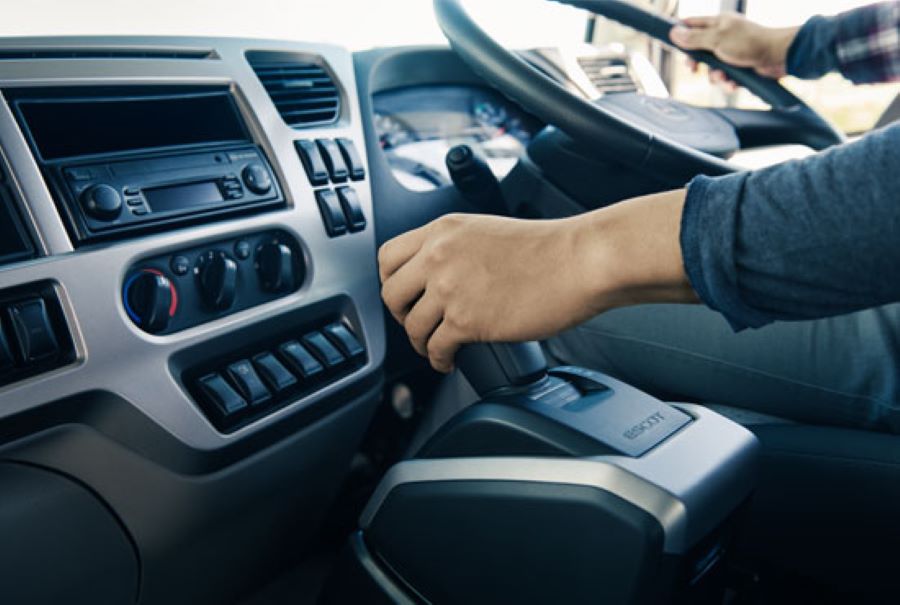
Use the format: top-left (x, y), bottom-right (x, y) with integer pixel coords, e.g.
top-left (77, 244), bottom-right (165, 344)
top-left (111, 151), bottom-right (226, 177)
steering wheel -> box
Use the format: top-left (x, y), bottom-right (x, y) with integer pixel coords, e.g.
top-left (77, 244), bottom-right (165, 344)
top-left (433, 0), bottom-right (845, 183)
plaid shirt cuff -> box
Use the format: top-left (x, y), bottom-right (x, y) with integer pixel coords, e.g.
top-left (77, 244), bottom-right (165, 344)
top-left (835, 1), bottom-right (900, 83)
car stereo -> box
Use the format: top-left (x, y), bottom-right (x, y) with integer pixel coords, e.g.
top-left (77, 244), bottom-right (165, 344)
top-left (9, 88), bottom-right (285, 243)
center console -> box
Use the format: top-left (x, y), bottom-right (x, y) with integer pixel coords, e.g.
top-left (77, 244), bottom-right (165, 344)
top-left (326, 343), bottom-right (759, 604)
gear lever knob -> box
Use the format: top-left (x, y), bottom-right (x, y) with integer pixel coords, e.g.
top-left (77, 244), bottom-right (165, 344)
top-left (455, 341), bottom-right (548, 397)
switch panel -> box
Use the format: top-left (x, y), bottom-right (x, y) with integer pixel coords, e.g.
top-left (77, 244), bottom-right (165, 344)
top-left (302, 331), bottom-right (345, 368)
top-left (0, 282), bottom-right (76, 389)
top-left (295, 139), bottom-right (329, 186)
top-left (315, 189), bottom-right (348, 237)
top-left (184, 315), bottom-right (367, 433)
top-left (199, 373), bottom-right (247, 416)
top-left (336, 138), bottom-right (366, 181)
top-left (7, 298), bottom-right (59, 363)
top-left (252, 353), bottom-right (297, 393)
top-left (315, 139), bottom-right (349, 183)
top-left (279, 341), bottom-right (324, 378)
top-left (335, 186), bottom-right (366, 232)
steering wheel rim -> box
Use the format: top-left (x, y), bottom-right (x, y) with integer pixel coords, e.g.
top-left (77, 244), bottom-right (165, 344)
top-left (433, 0), bottom-right (845, 183)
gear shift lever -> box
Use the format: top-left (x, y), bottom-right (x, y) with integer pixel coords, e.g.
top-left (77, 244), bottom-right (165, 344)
top-left (444, 144), bottom-right (548, 396)
top-left (455, 342), bottom-right (548, 398)
top-left (445, 144), bottom-right (506, 215)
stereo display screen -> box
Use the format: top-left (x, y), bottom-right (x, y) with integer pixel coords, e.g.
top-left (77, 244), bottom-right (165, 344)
top-left (144, 181), bottom-right (223, 214)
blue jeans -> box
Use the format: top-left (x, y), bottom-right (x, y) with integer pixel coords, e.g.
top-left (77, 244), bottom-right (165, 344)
top-left (546, 304), bottom-right (900, 433)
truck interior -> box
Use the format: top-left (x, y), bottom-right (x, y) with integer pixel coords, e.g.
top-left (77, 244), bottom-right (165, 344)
top-left (0, 1), bottom-right (898, 604)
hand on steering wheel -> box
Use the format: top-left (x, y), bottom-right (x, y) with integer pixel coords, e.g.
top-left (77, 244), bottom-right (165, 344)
top-left (434, 0), bottom-right (844, 182)
top-left (670, 13), bottom-right (800, 83)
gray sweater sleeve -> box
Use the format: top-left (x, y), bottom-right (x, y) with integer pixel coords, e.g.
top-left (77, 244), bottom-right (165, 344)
top-left (680, 121), bottom-right (900, 331)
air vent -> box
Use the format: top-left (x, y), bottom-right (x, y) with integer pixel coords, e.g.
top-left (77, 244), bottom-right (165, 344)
top-left (0, 48), bottom-right (217, 60)
top-left (577, 56), bottom-right (638, 94)
top-left (247, 55), bottom-right (340, 128)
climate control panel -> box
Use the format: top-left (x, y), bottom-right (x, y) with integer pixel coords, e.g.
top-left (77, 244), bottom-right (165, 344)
top-left (123, 229), bottom-right (305, 335)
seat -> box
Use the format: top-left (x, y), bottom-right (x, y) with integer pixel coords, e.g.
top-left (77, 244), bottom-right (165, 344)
top-left (705, 404), bottom-right (900, 599)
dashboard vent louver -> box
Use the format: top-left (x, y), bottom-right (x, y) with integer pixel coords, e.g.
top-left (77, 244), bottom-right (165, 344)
top-left (577, 56), bottom-right (638, 94)
top-left (247, 56), bottom-right (340, 128)
top-left (0, 48), bottom-right (217, 60)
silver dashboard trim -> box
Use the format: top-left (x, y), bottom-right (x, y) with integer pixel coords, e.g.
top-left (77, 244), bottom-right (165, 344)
top-left (361, 404), bottom-right (759, 553)
top-left (0, 36), bottom-right (385, 450)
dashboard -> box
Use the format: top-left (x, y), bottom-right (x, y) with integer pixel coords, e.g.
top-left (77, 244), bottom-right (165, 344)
top-left (0, 33), bottom-right (705, 605)
top-left (373, 85), bottom-right (540, 191)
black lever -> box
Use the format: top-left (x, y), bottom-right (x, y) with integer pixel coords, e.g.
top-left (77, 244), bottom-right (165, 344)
top-left (455, 342), bottom-right (548, 398)
top-left (445, 145), bottom-right (545, 395)
top-left (445, 144), bottom-right (506, 215)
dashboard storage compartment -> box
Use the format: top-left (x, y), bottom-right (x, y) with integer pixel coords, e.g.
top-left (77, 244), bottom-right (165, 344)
top-left (0, 462), bottom-right (139, 605)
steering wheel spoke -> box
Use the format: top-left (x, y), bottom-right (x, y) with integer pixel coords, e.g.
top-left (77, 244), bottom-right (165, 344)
top-left (713, 106), bottom-right (842, 151)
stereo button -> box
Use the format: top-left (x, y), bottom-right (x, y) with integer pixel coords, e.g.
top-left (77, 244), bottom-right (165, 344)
top-left (242, 163), bottom-right (272, 194)
top-left (81, 184), bottom-right (122, 221)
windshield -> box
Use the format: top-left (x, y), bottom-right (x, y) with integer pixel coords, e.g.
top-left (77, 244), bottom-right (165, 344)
top-left (0, 0), bottom-right (588, 50)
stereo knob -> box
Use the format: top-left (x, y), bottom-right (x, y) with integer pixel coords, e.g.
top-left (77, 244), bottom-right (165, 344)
top-left (198, 251), bottom-right (238, 310)
top-left (242, 163), bottom-right (272, 195)
top-left (80, 184), bottom-right (123, 221)
top-left (256, 242), bottom-right (299, 293)
top-left (124, 270), bottom-right (176, 334)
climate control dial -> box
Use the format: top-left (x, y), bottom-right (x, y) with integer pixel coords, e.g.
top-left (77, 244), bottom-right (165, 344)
top-left (196, 251), bottom-right (238, 310)
top-left (256, 241), bottom-right (302, 293)
top-left (123, 269), bottom-right (178, 333)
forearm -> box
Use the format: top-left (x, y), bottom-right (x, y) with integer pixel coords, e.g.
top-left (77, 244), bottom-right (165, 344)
top-left (682, 121), bottom-right (900, 330)
top-left (578, 189), bottom-right (698, 313)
